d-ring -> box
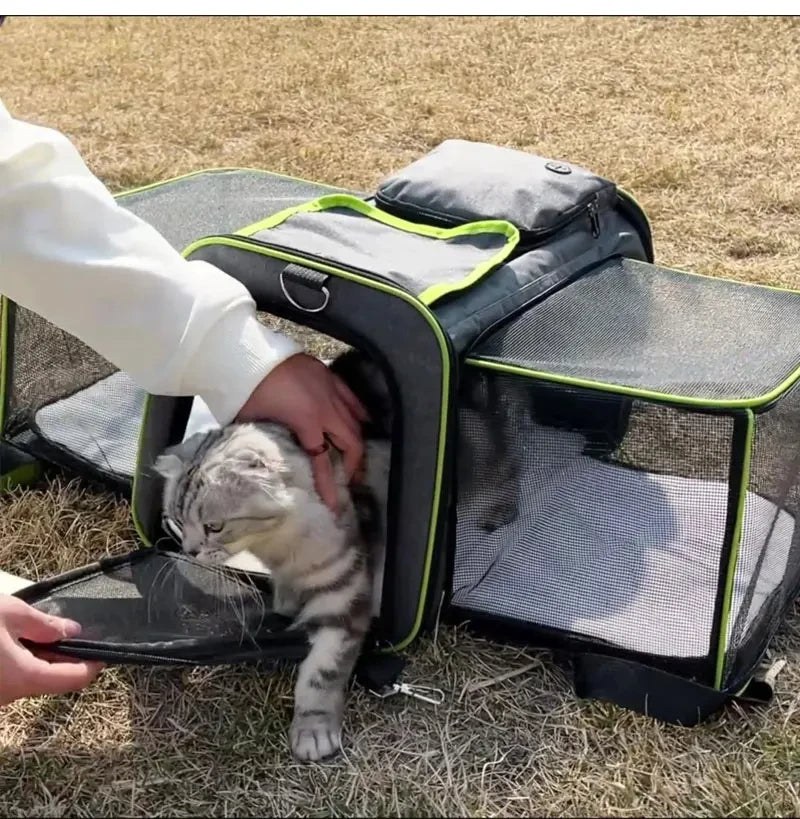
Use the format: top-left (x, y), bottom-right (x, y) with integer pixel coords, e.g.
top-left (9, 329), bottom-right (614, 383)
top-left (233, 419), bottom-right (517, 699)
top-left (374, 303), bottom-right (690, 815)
top-left (280, 272), bottom-right (331, 314)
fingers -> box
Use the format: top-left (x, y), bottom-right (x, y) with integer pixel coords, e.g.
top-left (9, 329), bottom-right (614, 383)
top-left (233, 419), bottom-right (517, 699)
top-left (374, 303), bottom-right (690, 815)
top-left (311, 455), bottom-right (340, 513)
top-left (5, 599), bottom-right (81, 644)
top-left (327, 382), bottom-right (366, 482)
top-left (325, 421), bottom-right (364, 484)
top-left (332, 394), bottom-right (362, 442)
top-left (24, 653), bottom-right (105, 696)
top-left (0, 638), bottom-right (104, 704)
top-left (293, 424), bottom-right (340, 512)
top-left (296, 410), bottom-right (364, 510)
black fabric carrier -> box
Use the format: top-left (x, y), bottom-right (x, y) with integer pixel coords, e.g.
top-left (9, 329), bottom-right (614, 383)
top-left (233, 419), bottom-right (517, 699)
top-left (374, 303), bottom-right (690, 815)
top-left (4, 141), bottom-right (800, 725)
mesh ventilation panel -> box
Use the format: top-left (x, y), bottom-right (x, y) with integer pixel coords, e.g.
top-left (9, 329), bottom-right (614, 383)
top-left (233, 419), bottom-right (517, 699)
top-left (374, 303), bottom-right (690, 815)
top-left (474, 257), bottom-right (800, 402)
top-left (724, 383), bottom-right (800, 685)
top-left (452, 368), bottom-right (795, 665)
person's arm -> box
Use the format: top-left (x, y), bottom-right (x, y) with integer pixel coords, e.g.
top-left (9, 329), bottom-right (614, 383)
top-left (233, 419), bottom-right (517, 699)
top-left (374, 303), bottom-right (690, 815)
top-left (0, 100), bottom-right (365, 507)
top-left (0, 98), bottom-right (300, 425)
top-left (0, 101), bottom-right (368, 708)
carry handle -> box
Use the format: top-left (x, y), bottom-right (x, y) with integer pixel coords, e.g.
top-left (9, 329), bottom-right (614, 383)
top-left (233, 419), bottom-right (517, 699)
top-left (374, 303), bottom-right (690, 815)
top-left (279, 263), bottom-right (331, 313)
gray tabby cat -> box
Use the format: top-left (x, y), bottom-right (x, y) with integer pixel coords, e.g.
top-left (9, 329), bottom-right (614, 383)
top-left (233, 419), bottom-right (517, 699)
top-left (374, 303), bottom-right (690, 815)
top-left (154, 351), bottom-right (391, 762)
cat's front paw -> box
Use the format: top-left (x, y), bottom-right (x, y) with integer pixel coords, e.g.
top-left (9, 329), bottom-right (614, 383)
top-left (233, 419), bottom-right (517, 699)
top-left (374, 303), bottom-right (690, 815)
top-left (290, 713), bottom-right (343, 761)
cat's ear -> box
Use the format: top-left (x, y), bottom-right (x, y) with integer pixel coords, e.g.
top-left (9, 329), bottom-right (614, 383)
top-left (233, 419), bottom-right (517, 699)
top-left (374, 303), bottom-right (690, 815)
top-left (154, 452), bottom-right (184, 479)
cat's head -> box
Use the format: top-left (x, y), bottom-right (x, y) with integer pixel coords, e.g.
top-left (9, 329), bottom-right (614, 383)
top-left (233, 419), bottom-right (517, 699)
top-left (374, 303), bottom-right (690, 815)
top-left (154, 422), bottom-right (330, 567)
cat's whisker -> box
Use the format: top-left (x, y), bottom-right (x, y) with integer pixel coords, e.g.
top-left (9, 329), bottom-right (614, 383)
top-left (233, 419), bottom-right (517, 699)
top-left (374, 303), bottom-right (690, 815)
top-left (146, 557), bottom-right (177, 624)
top-left (194, 559), bottom-right (263, 646)
top-left (232, 572), bottom-right (267, 647)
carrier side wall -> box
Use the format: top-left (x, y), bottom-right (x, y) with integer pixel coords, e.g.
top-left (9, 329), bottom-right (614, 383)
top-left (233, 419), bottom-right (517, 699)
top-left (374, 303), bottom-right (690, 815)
top-left (133, 239), bottom-right (455, 652)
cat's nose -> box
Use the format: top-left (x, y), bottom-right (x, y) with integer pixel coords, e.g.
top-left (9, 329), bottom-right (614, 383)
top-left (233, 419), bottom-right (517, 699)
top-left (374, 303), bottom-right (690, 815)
top-left (181, 539), bottom-right (202, 557)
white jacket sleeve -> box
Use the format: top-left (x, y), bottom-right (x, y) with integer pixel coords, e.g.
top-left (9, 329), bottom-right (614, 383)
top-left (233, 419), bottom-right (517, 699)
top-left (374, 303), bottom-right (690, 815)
top-left (0, 99), bottom-right (300, 425)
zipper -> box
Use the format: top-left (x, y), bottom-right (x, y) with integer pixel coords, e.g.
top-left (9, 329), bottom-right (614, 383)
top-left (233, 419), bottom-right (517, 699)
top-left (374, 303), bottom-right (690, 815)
top-left (464, 257), bottom-right (607, 354)
top-left (375, 186), bottom-right (614, 249)
top-left (375, 184), bottom-right (657, 261)
top-left (587, 195), bottom-right (601, 238)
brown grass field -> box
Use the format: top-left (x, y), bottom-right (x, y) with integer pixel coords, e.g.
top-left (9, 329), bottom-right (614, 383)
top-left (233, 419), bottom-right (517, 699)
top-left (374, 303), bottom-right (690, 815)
top-left (1, 15), bottom-right (800, 817)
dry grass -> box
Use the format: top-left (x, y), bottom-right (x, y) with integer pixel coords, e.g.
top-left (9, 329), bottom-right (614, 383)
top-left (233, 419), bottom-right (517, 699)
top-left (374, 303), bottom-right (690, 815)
top-left (1, 15), bottom-right (800, 817)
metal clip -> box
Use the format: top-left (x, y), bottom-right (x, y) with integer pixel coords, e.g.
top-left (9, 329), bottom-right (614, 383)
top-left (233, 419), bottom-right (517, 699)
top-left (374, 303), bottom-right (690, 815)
top-left (369, 682), bottom-right (444, 706)
top-left (396, 682), bottom-right (445, 705)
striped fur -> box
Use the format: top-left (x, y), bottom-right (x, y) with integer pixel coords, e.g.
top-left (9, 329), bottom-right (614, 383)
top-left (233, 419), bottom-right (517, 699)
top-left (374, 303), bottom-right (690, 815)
top-left (154, 382), bottom-right (390, 762)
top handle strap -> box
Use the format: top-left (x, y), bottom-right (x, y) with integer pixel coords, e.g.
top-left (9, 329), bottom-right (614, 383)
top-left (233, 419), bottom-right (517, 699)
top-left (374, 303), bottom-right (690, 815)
top-left (279, 263), bottom-right (331, 314)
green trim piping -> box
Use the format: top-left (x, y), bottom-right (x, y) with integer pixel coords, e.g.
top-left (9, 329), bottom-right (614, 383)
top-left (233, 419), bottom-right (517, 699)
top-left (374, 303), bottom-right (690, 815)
top-left (133, 236), bottom-right (452, 653)
top-left (714, 409), bottom-right (755, 689)
top-left (0, 296), bottom-right (9, 435)
top-left (112, 166), bottom-right (345, 200)
top-left (235, 193), bottom-right (520, 306)
top-left (465, 357), bottom-right (800, 411)
top-left (130, 393), bottom-right (154, 546)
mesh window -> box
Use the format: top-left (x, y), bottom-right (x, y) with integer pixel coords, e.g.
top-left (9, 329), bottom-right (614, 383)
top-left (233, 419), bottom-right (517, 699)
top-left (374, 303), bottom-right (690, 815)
top-left (114, 169), bottom-right (350, 252)
top-left (4, 303), bottom-right (138, 485)
top-left (6, 305), bottom-right (117, 435)
top-left (3, 305), bottom-right (350, 487)
top-left (453, 367), bottom-right (749, 663)
top-left (724, 383), bottom-right (800, 684)
top-left (16, 550), bottom-right (298, 664)
top-left (473, 257), bottom-right (800, 402)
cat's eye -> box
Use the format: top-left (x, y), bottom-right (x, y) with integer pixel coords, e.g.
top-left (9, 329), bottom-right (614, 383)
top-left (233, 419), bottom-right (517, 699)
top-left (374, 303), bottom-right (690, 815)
top-left (204, 521), bottom-right (224, 535)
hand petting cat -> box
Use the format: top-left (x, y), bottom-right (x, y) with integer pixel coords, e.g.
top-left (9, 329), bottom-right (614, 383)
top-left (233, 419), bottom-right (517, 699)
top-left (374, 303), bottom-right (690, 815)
top-left (235, 352), bottom-right (368, 514)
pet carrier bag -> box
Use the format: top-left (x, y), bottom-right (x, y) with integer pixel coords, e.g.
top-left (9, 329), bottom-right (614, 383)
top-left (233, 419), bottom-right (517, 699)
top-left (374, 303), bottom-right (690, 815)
top-left (4, 140), bottom-right (799, 725)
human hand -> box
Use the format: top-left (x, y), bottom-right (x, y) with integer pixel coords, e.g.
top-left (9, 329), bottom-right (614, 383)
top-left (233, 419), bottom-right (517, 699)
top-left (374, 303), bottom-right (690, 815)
top-left (0, 595), bottom-right (104, 707)
top-left (236, 353), bottom-right (367, 512)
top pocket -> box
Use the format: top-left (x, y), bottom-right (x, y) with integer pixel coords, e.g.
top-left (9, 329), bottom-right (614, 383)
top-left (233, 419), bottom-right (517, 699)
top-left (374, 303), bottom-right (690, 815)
top-left (237, 193), bottom-right (519, 305)
top-left (375, 139), bottom-right (617, 243)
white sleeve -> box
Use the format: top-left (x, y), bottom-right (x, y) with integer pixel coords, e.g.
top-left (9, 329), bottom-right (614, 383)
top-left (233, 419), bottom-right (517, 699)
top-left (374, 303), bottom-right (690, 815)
top-left (0, 99), bottom-right (300, 425)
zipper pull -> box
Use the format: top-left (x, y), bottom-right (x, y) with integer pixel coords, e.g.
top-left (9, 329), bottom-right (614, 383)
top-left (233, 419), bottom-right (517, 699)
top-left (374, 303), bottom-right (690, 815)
top-left (355, 652), bottom-right (445, 706)
top-left (368, 681), bottom-right (445, 706)
top-left (395, 682), bottom-right (445, 705)
top-left (588, 196), bottom-right (601, 238)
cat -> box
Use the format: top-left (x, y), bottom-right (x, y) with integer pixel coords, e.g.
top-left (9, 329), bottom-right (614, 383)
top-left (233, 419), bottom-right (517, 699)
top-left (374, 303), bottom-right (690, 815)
top-left (154, 351), bottom-right (391, 762)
